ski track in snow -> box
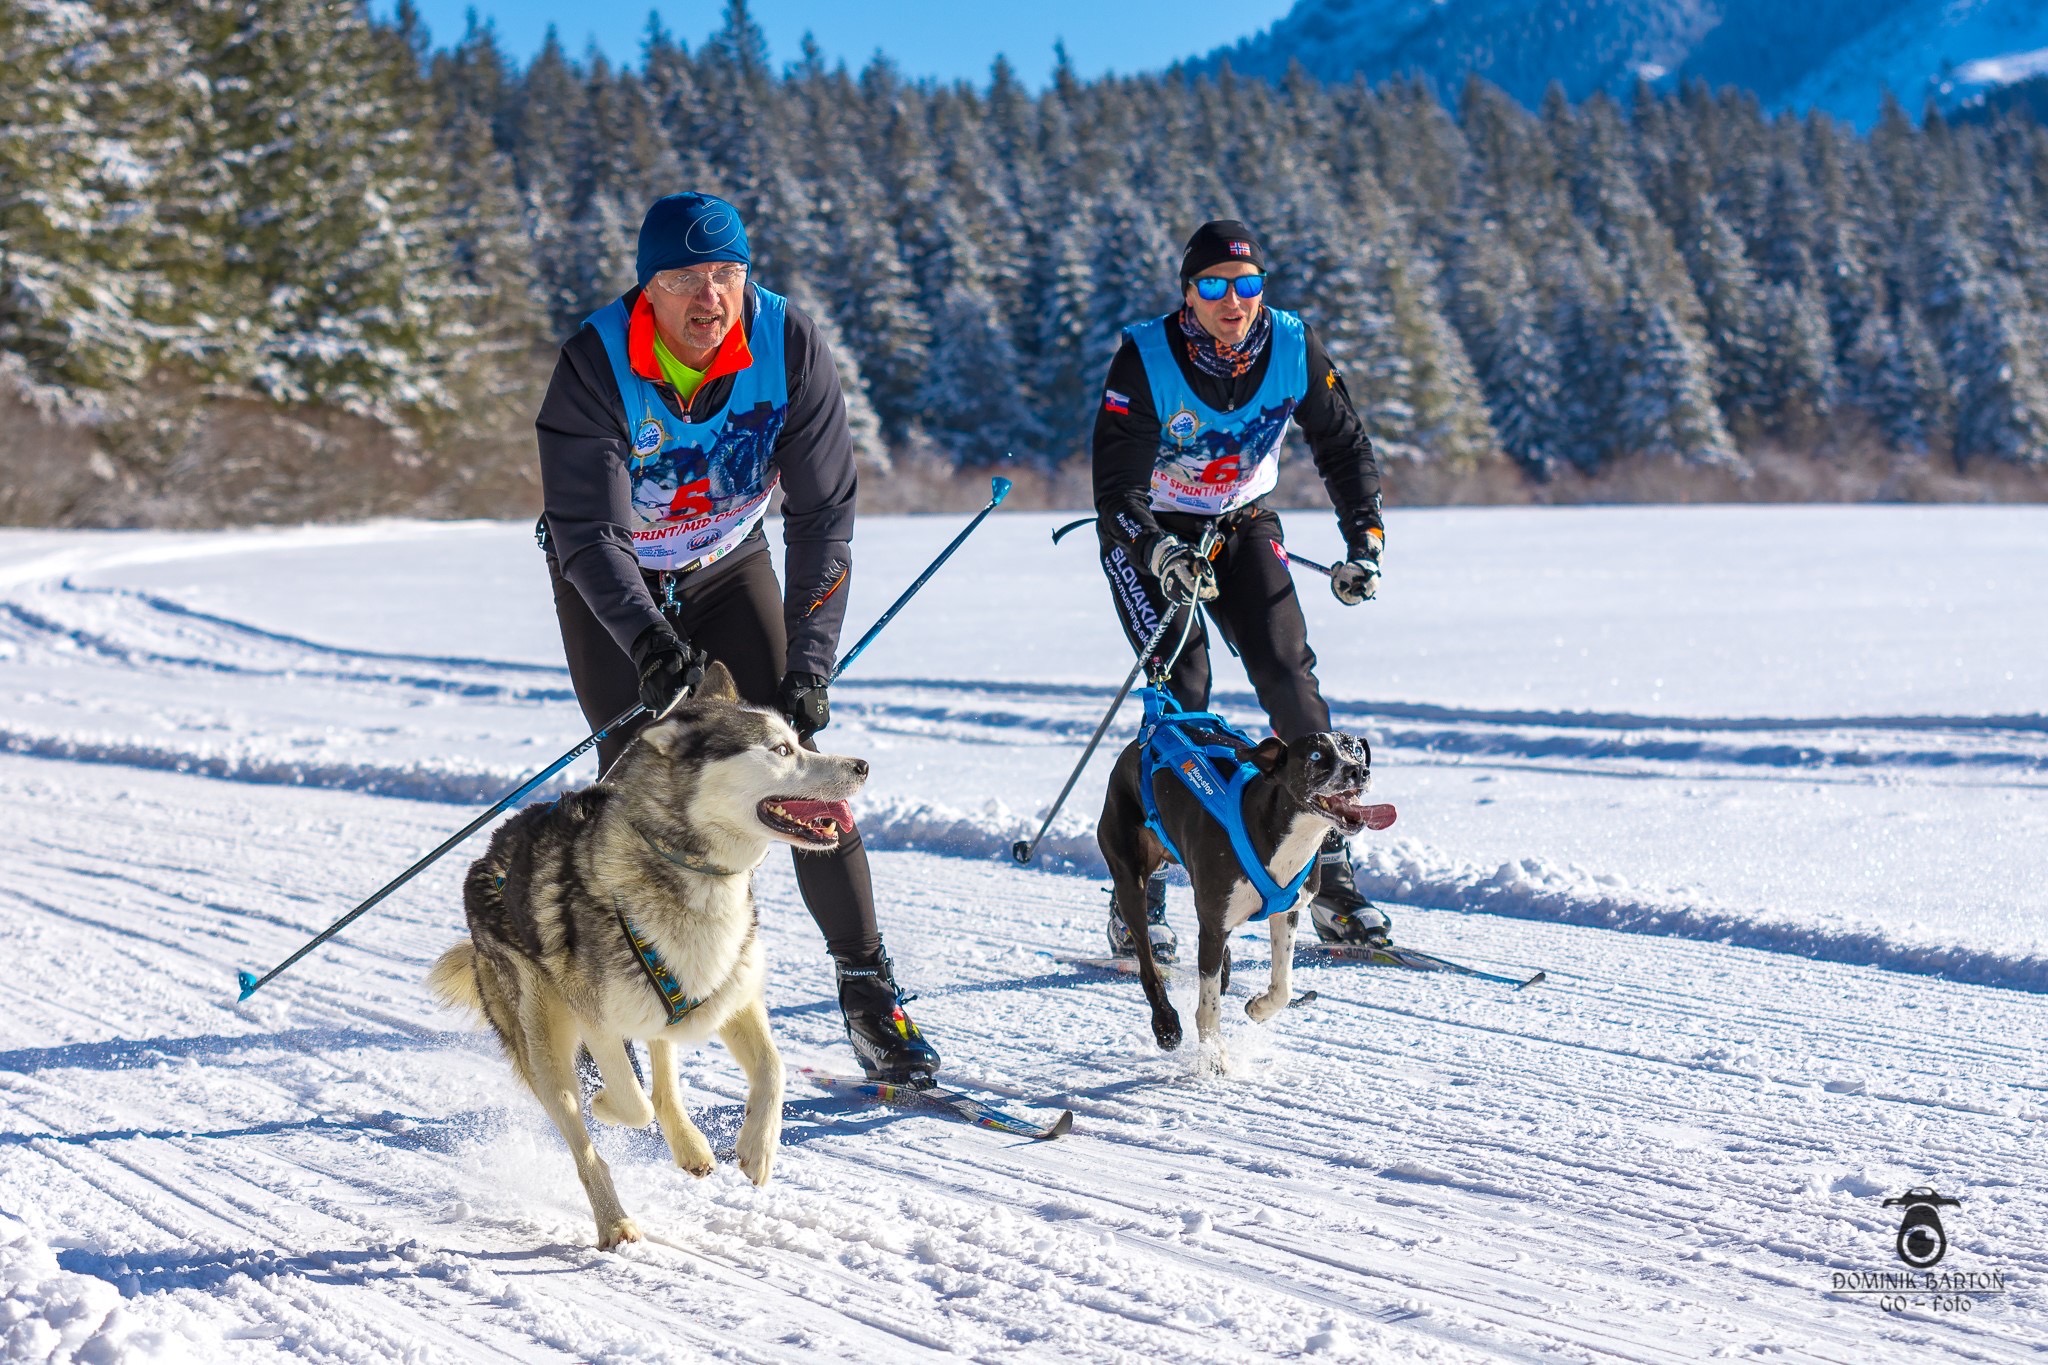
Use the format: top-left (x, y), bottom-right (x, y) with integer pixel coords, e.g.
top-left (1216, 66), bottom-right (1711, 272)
top-left (1, 516), bottom-right (2044, 1361)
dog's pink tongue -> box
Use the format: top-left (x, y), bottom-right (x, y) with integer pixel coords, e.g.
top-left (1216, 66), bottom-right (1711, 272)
top-left (780, 798), bottom-right (854, 831)
top-left (1360, 803), bottom-right (1397, 831)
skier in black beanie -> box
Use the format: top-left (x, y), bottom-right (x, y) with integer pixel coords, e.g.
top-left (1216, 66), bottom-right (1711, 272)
top-left (1090, 218), bottom-right (1392, 961)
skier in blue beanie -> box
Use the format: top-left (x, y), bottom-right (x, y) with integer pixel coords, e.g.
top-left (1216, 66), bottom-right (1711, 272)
top-left (534, 192), bottom-right (943, 1086)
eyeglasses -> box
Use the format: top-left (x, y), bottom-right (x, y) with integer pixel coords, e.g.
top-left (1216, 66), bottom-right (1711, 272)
top-left (652, 264), bottom-right (747, 295)
top-left (1191, 273), bottom-right (1266, 302)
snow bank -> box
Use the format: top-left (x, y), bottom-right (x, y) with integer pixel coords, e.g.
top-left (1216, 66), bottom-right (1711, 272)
top-left (0, 1222), bottom-right (217, 1365)
top-left (1351, 838), bottom-right (2048, 994)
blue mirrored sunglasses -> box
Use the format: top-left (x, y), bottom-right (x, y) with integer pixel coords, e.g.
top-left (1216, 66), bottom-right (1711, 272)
top-left (1192, 273), bottom-right (1266, 301)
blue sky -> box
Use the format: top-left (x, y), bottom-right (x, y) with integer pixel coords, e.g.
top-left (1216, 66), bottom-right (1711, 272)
top-left (385, 1), bottom-right (1296, 86)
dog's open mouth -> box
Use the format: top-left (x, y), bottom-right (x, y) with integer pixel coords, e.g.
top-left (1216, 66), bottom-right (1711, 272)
top-left (758, 797), bottom-right (854, 846)
top-left (1311, 791), bottom-right (1398, 835)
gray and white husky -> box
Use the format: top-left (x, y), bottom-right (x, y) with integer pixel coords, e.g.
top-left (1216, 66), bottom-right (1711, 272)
top-left (428, 661), bottom-right (866, 1250)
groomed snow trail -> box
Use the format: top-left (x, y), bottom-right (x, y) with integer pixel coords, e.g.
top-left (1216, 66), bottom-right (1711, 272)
top-left (2, 513), bottom-right (2044, 1361)
top-left (5, 752), bottom-right (2046, 1361)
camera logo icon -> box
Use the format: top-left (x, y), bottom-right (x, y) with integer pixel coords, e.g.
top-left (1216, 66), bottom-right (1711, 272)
top-left (1882, 1188), bottom-right (1961, 1269)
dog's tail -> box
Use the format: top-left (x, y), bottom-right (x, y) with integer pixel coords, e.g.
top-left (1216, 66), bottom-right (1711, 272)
top-left (426, 939), bottom-right (484, 1019)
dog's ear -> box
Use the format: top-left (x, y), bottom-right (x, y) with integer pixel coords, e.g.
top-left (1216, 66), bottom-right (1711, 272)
top-left (1248, 735), bottom-right (1288, 775)
top-left (695, 659), bottom-right (740, 704)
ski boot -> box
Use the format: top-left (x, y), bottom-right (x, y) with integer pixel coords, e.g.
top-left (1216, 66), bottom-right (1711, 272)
top-left (1309, 830), bottom-right (1393, 945)
top-left (1107, 871), bottom-right (1178, 963)
top-left (834, 948), bottom-right (942, 1087)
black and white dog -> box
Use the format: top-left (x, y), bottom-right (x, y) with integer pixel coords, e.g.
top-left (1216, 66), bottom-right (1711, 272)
top-left (428, 662), bottom-right (867, 1249)
top-left (1097, 723), bottom-right (1386, 1068)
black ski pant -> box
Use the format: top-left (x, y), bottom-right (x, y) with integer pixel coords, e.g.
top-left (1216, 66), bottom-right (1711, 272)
top-left (1098, 505), bottom-right (1333, 743)
top-left (546, 533), bottom-right (881, 962)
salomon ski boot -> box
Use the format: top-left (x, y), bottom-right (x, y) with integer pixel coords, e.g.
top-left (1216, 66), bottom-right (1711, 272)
top-left (1309, 830), bottom-right (1393, 945)
top-left (1107, 871), bottom-right (1178, 962)
top-left (835, 949), bottom-right (942, 1086)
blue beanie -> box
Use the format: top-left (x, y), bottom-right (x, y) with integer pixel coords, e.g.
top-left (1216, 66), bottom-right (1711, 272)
top-left (635, 192), bottom-right (750, 287)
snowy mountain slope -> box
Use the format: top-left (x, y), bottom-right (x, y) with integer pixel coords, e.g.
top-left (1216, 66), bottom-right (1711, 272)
top-left (1780, 0), bottom-right (2048, 123)
top-left (0, 509), bottom-right (2044, 1359)
top-left (1197, 0), bottom-right (2048, 123)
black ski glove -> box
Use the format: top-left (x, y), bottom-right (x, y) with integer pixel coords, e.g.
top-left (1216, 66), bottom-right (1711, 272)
top-left (1330, 529), bottom-right (1383, 606)
top-left (778, 671), bottom-right (830, 738)
top-left (630, 622), bottom-right (707, 715)
top-left (1145, 534), bottom-right (1218, 605)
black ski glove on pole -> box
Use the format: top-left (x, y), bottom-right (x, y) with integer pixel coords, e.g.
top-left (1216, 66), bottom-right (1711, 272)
top-left (630, 622), bottom-right (708, 715)
top-left (778, 671), bottom-right (831, 739)
top-left (1330, 529), bottom-right (1384, 606)
top-left (1145, 534), bottom-right (1218, 604)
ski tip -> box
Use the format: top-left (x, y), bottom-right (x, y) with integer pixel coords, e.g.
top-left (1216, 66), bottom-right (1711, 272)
top-left (1288, 990), bottom-right (1319, 1009)
top-left (235, 969), bottom-right (260, 1001)
top-left (1037, 1109), bottom-right (1075, 1141)
top-left (1009, 840), bottom-right (1033, 866)
top-left (990, 475), bottom-right (1013, 503)
top-left (1517, 971), bottom-right (1548, 990)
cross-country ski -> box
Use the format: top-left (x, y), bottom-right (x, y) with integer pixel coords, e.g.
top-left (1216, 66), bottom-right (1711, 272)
top-left (800, 1068), bottom-right (1076, 1142)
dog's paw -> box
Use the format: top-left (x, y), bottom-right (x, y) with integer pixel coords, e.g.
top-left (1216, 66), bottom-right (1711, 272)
top-left (591, 1085), bottom-right (653, 1128)
top-left (597, 1215), bottom-right (643, 1250)
top-left (1244, 991), bottom-right (1285, 1023)
top-left (735, 1113), bottom-right (780, 1187)
top-left (1152, 1009), bottom-right (1184, 1051)
top-left (664, 1122), bottom-right (715, 1178)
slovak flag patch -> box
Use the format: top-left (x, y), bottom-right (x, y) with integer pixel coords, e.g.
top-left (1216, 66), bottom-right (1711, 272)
top-left (1228, 241), bottom-right (1252, 256)
top-left (1103, 389), bottom-right (1130, 414)
top-left (1271, 539), bottom-right (1289, 566)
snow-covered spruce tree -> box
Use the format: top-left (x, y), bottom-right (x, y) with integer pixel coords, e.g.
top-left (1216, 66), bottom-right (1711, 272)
top-left (1695, 206), bottom-right (1773, 421)
top-left (1944, 276), bottom-right (2048, 466)
top-left (1614, 281), bottom-right (1741, 469)
top-left (1757, 279), bottom-right (1840, 425)
top-left (1086, 190), bottom-right (1176, 363)
top-left (1449, 216), bottom-right (1562, 476)
top-left (920, 229), bottom-right (1044, 467)
top-left (176, 0), bottom-right (455, 417)
top-left (0, 0), bottom-right (198, 394)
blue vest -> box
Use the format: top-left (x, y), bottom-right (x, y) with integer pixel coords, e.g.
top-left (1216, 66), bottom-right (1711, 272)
top-left (1125, 309), bottom-right (1308, 516)
top-left (585, 287), bottom-right (790, 572)
top-left (1136, 687), bottom-right (1317, 923)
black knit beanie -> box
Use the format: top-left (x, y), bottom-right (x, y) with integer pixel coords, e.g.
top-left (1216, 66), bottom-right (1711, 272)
top-left (1179, 220), bottom-right (1268, 282)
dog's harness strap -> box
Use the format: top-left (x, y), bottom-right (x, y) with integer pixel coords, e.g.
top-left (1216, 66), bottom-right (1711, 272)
top-left (611, 896), bottom-right (708, 1026)
top-left (1136, 688), bottom-right (1317, 922)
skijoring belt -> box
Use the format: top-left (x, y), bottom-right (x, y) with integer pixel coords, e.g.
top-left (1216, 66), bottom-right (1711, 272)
top-left (1135, 686), bottom-right (1316, 922)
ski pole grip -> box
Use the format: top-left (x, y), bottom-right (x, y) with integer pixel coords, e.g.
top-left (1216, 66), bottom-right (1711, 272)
top-left (990, 475), bottom-right (1012, 504)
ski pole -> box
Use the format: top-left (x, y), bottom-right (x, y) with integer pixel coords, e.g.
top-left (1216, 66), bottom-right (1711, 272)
top-left (236, 701), bottom-right (646, 1001)
top-left (1283, 548), bottom-right (1333, 578)
top-left (1009, 603), bottom-right (1183, 867)
top-left (831, 474), bottom-right (1011, 682)
top-left (1010, 525), bottom-right (1217, 867)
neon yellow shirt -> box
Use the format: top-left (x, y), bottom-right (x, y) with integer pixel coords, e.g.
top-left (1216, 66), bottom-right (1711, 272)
top-left (652, 331), bottom-right (708, 401)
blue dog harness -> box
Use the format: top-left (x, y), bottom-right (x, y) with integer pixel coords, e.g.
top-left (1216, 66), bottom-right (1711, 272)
top-left (1135, 687), bottom-right (1316, 922)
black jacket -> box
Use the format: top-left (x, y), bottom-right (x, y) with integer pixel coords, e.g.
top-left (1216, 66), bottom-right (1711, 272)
top-left (536, 284), bottom-right (856, 677)
top-left (1092, 312), bottom-right (1384, 561)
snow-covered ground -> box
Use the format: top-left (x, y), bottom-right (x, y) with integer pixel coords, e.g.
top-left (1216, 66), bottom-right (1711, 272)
top-left (2, 508), bottom-right (2044, 1361)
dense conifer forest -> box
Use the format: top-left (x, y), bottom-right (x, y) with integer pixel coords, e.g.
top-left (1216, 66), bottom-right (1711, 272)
top-left (4, 0), bottom-right (2046, 525)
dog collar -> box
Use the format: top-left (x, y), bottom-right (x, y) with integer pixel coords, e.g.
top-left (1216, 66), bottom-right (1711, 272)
top-left (630, 819), bottom-right (745, 878)
top-left (611, 896), bottom-right (709, 1026)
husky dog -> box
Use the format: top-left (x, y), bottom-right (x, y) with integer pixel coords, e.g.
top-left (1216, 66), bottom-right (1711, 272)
top-left (428, 662), bottom-right (866, 1249)
top-left (1097, 727), bottom-right (1380, 1069)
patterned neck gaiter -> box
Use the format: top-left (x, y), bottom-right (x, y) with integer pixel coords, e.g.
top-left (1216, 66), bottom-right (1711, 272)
top-left (1177, 304), bottom-right (1272, 381)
